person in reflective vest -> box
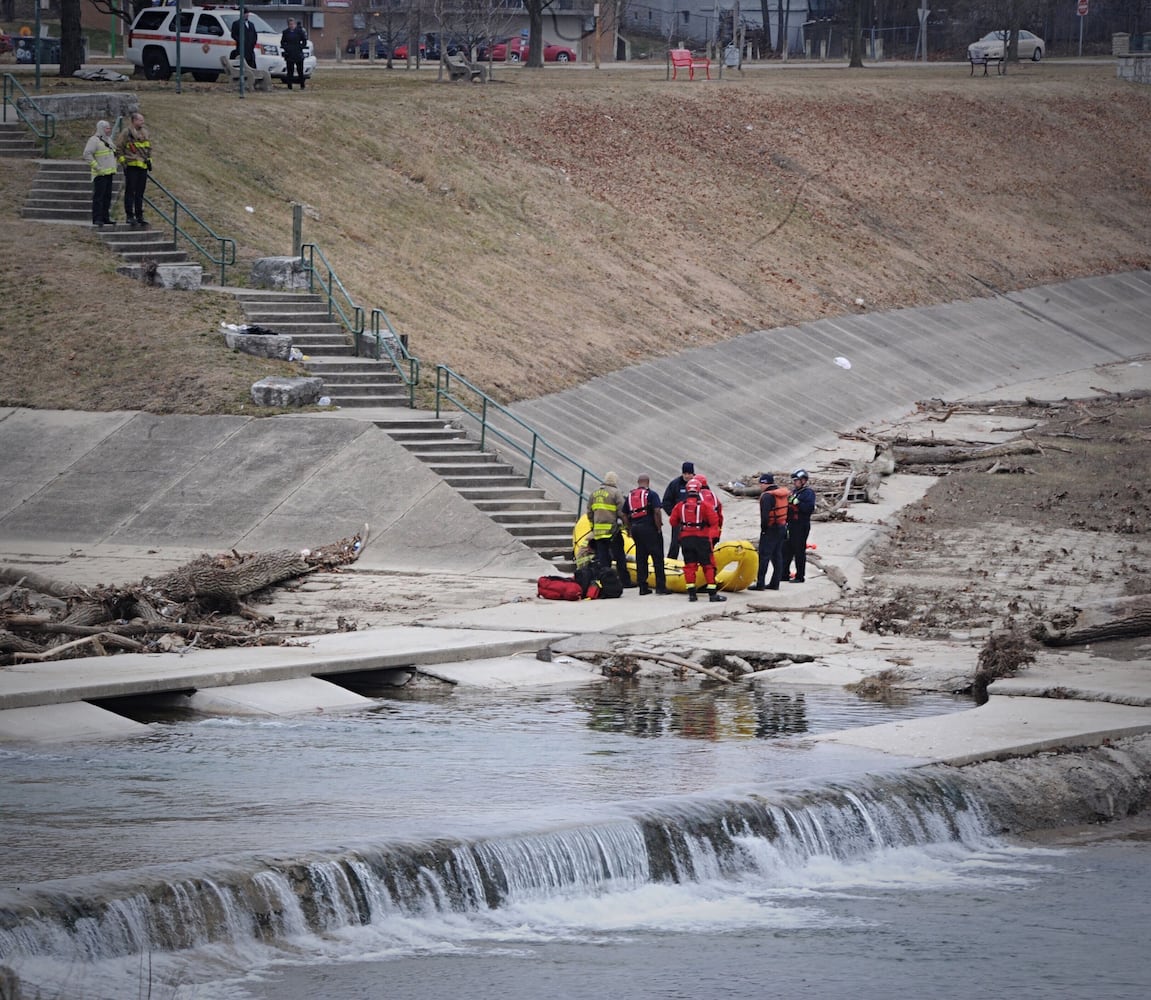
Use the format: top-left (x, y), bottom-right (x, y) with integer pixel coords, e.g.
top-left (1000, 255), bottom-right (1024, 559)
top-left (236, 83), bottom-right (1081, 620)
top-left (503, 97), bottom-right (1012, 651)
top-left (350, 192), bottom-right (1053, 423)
top-left (624, 474), bottom-right (670, 595)
top-left (589, 472), bottom-right (630, 586)
top-left (783, 469), bottom-right (817, 583)
top-left (753, 473), bottom-right (790, 590)
top-left (669, 479), bottom-right (725, 603)
top-left (114, 111), bottom-right (151, 227)
top-left (83, 119), bottom-right (117, 227)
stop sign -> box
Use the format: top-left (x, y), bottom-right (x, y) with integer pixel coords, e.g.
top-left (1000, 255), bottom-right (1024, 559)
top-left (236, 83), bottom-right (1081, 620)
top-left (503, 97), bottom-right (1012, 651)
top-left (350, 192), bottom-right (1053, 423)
top-left (1078, 0), bottom-right (1089, 14)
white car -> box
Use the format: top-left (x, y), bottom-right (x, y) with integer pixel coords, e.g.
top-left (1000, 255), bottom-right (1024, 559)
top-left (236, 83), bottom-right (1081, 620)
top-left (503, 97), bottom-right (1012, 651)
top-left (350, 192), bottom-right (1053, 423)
top-left (127, 5), bottom-right (316, 84)
top-left (968, 29), bottom-right (1044, 63)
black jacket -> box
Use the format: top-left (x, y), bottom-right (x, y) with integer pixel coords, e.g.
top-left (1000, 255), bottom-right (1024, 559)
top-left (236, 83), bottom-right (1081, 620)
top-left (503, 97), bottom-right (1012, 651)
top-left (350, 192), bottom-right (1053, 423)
top-left (280, 25), bottom-right (308, 59)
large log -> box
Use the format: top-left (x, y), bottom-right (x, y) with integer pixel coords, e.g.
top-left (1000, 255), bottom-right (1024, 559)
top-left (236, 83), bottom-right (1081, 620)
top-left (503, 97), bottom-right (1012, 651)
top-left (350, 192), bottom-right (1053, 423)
top-left (1033, 595), bottom-right (1151, 646)
top-left (892, 440), bottom-right (1041, 466)
top-left (152, 550), bottom-right (311, 602)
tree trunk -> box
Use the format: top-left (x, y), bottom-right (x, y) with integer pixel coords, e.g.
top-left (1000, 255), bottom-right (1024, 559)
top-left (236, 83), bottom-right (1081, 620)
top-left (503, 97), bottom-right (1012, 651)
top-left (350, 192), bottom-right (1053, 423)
top-left (893, 440), bottom-right (1041, 466)
top-left (155, 550), bottom-right (310, 602)
top-left (1034, 596), bottom-right (1151, 646)
top-left (60, 0), bottom-right (85, 76)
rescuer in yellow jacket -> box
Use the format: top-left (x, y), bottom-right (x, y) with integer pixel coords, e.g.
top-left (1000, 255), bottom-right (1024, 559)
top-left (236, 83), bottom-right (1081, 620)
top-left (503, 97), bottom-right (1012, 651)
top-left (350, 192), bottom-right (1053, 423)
top-left (588, 472), bottom-right (631, 586)
top-left (115, 111), bottom-right (152, 227)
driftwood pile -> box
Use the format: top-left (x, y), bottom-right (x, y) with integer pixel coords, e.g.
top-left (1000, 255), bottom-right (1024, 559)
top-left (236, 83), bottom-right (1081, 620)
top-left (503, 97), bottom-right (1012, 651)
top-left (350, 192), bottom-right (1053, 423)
top-left (0, 529), bottom-right (367, 666)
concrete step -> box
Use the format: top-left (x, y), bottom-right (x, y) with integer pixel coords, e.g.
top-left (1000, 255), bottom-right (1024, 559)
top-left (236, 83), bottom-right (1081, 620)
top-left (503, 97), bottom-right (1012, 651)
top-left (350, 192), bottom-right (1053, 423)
top-left (420, 452), bottom-right (506, 467)
top-left (325, 394), bottom-right (410, 409)
top-left (231, 290), bottom-right (327, 304)
top-left (455, 485), bottom-right (554, 501)
top-left (252, 322), bottom-right (348, 338)
top-left (19, 206), bottom-right (91, 222)
top-left (472, 498), bottom-right (563, 514)
top-left (116, 250), bottom-right (192, 264)
top-left (306, 370), bottom-right (403, 387)
top-left (484, 506), bottom-right (567, 522)
top-left (304, 358), bottom-right (402, 375)
top-left (499, 520), bottom-right (577, 538)
top-left (241, 305), bottom-right (334, 320)
top-left (439, 472), bottom-right (523, 489)
top-left (319, 381), bottom-right (406, 398)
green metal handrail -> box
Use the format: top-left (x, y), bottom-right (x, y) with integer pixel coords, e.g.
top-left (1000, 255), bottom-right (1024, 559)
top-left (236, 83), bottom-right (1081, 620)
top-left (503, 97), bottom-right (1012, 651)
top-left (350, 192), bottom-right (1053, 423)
top-left (142, 175), bottom-right (237, 285)
top-left (434, 365), bottom-right (597, 516)
top-left (366, 308), bottom-right (420, 407)
top-left (2, 74), bottom-right (56, 156)
top-left (299, 243), bottom-right (364, 341)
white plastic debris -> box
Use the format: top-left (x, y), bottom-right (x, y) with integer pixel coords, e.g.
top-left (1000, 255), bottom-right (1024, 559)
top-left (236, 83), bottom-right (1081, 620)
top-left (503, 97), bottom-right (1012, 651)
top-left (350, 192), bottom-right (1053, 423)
top-left (834, 356), bottom-right (852, 370)
top-left (317, 396), bottom-right (332, 407)
top-left (289, 347), bottom-right (304, 362)
top-left (245, 206), bottom-right (255, 213)
top-left (854, 297), bottom-right (866, 306)
top-left (220, 322), bottom-right (245, 332)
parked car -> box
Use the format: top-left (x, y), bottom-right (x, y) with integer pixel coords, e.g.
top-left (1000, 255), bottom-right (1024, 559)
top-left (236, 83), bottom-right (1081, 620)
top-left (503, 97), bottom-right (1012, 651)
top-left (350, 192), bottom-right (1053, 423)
top-left (391, 42), bottom-right (425, 60)
top-left (351, 34), bottom-right (388, 59)
top-left (968, 29), bottom-right (1044, 62)
top-left (479, 37), bottom-right (575, 62)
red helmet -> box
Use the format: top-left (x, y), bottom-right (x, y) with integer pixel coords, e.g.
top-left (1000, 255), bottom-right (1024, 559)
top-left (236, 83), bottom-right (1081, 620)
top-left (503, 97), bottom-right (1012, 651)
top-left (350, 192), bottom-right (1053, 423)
top-left (686, 478), bottom-right (702, 494)
top-left (696, 474), bottom-right (708, 487)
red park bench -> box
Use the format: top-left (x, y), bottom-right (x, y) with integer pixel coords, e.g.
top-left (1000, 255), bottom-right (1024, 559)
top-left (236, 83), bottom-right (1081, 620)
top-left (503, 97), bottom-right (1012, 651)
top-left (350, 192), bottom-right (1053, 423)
top-left (669, 48), bottom-right (710, 81)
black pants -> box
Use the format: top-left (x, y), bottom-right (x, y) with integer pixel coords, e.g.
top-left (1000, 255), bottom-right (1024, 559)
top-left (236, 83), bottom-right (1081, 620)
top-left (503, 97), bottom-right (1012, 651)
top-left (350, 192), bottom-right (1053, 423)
top-left (285, 56), bottom-right (305, 88)
top-left (123, 166), bottom-right (147, 222)
top-left (783, 521), bottom-right (811, 582)
top-left (92, 172), bottom-right (113, 224)
top-left (631, 522), bottom-right (666, 591)
top-left (757, 525), bottom-right (786, 588)
top-left (666, 522), bottom-right (682, 560)
top-left (593, 532), bottom-right (629, 586)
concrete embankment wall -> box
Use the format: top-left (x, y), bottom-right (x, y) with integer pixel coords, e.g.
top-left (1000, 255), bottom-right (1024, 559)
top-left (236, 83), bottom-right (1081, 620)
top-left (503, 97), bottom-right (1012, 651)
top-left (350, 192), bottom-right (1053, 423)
top-left (0, 411), bottom-right (549, 580)
top-left (503, 271), bottom-right (1151, 492)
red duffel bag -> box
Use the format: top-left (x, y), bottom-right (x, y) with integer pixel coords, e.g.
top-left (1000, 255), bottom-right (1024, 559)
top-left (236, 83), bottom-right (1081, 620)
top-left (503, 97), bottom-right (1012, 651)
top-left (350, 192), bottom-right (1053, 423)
top-left (537, 575), bottom-right (584, 601)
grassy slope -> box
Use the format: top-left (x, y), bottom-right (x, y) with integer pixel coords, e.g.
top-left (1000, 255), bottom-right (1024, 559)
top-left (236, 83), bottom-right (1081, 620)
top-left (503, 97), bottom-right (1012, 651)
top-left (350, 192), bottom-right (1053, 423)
top-left (2, 61), bottom-right (1149, 413)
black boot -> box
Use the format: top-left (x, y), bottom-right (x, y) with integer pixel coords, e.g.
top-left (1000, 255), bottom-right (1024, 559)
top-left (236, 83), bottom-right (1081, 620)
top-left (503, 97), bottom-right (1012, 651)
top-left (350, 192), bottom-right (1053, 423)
top-left (708, 588), bottom-right (726, 603)
top-left (687, 588), bottom-right (698, 603)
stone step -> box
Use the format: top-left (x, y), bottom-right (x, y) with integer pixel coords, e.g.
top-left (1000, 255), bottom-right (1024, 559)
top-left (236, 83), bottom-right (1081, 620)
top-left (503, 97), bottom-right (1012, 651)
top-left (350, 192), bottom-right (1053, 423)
top-left (31, 160), bottom-right (89, 172)
top-left (0, 143), bottom-right (40, 157)
top-left (397, 438), bottom-right (478, 453)
top-left (303, 358), bottom-right (402, 375)
top-left (438, 473), bottom-right (524, 489)
top-left (384, 427), bottom-right (468, 443)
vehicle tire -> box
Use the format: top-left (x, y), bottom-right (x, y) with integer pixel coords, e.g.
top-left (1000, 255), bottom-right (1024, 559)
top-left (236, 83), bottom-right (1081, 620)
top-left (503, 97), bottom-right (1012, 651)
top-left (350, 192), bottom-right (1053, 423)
top-left (556, 52), bottom-right (570, 62)
top-left (143, 49), bottom-right (172, 81)
top-left (510, 52), bottom-right (520, 62)
top-left (1032, 47), bottom-right (1042, 62)
top-left (191, 71), bottom-right (219, 82)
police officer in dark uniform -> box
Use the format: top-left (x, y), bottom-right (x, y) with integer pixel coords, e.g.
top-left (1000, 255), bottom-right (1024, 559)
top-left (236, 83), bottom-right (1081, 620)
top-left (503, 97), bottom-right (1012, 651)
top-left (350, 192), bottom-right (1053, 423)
top-left (625, 474), bottom-right (671, 595)
top-left (281, 17), bottom-right (308, 90)
top-left (661, 461), bottom-right (695, 560)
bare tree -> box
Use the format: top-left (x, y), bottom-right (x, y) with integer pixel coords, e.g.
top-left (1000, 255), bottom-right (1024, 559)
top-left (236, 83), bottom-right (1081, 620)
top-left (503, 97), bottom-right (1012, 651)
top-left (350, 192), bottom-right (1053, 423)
top-left (523, 0), bottom-right (551, 68)
top-left (848, 0), bottom-right (865, 65)
top-left (59, 0), bottom-right (84, 76)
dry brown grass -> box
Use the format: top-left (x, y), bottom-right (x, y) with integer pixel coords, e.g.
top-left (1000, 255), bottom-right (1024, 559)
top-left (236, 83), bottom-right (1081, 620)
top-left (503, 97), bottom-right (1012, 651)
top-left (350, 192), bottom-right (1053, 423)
top-left (2, 61), bottom-right (1149, 413)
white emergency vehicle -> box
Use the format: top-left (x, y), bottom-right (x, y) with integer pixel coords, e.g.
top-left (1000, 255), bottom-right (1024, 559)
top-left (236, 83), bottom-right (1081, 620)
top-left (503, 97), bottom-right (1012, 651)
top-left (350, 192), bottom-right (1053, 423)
top-left (127, 4), bottom-right (316, 84)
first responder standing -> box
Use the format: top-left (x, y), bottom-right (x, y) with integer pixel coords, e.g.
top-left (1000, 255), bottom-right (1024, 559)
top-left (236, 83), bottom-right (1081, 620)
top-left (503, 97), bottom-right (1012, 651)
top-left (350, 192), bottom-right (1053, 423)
top-left (624, 474), bottom-right (670, 595)
top-left (589, 472), bottom-right (630, 586)
top-left (753, 473), bottom-right (790, 590)
top-left (83, 119), bottom-right (117, 227)
top-left (695, 474), bottom-right (724, 550)
top-left (669, 479), bottom-right (725, 603)
top-left (662, 461), bottom-right (695, 559)
top-left (115, 111), bottom-right (151, 227)
top-left (782, 469), bottom-right (817, 583)
top-left (281, 17), bottom-right (308, 90)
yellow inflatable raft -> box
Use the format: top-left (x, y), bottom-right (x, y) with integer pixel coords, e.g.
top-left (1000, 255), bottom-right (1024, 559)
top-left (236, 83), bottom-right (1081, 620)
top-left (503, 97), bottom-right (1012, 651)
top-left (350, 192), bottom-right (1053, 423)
top-left (572, 516), bottom-right (758, 593)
